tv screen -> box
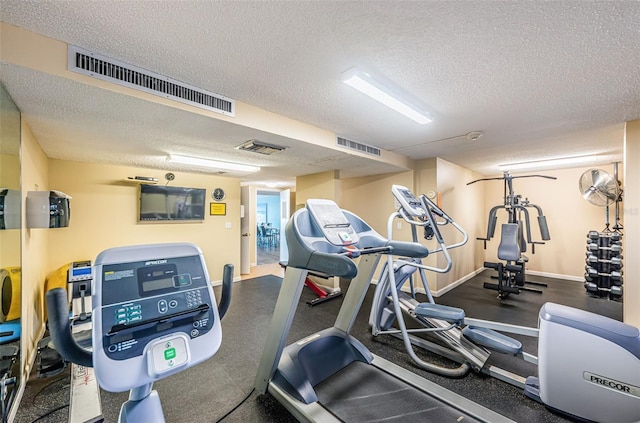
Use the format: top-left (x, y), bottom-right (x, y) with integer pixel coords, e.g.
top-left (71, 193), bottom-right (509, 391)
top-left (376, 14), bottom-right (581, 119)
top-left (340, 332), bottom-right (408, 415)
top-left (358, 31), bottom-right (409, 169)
top-left (139, 185), bottom-right (206, 221)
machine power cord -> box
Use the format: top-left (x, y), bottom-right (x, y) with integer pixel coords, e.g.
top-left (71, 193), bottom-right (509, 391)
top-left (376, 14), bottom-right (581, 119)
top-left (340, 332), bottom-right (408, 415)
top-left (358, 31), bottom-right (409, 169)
top-left (30, 404), bottom-right (69, 423)
top-left (215, 388), bottom-right (255, 422)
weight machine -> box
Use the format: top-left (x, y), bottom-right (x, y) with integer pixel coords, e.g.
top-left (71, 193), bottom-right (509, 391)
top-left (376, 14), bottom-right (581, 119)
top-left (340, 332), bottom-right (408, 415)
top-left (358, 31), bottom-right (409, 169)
top-left (467, 172), bottom-right (555, 299)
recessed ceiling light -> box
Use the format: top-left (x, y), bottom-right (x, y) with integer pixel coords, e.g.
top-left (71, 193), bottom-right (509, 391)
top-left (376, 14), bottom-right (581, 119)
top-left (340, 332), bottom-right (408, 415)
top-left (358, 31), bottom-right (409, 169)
top-left (342, 68), bottom-right (432, 125)
top-left (167, 154), bottom-right (260, 173)
top-left (498, 155), bottom-right (602, 171)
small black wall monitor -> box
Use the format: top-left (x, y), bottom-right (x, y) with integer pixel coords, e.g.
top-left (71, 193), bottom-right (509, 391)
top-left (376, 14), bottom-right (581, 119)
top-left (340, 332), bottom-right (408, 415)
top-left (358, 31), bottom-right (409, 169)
top-left (139, 185), bottom-right (206, 221)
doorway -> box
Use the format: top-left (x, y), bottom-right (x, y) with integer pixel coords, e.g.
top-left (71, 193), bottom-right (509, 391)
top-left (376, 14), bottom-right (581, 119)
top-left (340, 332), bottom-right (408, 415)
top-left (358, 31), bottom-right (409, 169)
top-left (256, 191), bottom-right (281, 265)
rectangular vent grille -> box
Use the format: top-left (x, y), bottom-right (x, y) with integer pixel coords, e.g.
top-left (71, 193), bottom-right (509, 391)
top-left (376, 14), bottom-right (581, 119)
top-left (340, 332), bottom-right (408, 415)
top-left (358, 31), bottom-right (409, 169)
top-left (68, 45), bottom-right (234, 117)
top-left (236, 139), bottom-right (286, 155)
top-left (337, 137), bottom-right (381, 156)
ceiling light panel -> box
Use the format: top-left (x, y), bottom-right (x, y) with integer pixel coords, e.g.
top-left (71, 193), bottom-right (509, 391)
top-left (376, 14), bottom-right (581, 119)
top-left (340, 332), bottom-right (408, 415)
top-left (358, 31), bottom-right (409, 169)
top-left (168, 154), bottom-right (260, 172)
top-left (342, 68), bottom-right (432, 125)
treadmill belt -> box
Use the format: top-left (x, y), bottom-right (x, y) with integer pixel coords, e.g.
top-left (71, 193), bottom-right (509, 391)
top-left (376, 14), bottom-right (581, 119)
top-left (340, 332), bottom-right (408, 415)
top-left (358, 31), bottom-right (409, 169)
top-left (315, 361), bottom-right (480, 422)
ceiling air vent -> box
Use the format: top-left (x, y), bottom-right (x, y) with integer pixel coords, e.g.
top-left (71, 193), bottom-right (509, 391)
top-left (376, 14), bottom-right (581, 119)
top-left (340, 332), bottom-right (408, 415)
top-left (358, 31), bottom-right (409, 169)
top-left (337, 137), bottom-right (381, 156)
top-left (68, 45), bottom-right (234, 117)
top-left (236, 139), bottom-right (287, 155)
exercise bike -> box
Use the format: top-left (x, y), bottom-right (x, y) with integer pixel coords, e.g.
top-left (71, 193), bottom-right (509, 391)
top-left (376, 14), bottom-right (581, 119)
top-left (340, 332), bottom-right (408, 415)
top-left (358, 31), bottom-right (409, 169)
top-left (46, 243), bottom-right (233, 423)
top-left (468, 172), bottom-right (555, 299)
top-left (370, 185), bottom-right (640, 423)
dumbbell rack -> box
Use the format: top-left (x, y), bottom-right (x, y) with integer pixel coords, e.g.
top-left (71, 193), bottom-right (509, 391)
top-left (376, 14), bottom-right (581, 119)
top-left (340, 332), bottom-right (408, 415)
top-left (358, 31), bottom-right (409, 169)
top-left (584, 230), bottom-right (623, 300)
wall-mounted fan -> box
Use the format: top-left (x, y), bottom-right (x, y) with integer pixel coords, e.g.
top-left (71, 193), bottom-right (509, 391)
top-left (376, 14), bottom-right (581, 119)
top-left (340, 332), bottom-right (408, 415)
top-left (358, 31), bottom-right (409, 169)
top-left (579, 169), bottom-right (620, 206)
top-left (579, 166), bottom-right (623, 231)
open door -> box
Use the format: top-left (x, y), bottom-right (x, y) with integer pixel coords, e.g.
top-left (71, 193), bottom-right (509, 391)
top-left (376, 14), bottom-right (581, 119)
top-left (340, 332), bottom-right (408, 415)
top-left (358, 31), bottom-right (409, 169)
top-left (240, 186), bottom-right (251, 274)
top-left (279, 189), bottom-right (290, 264)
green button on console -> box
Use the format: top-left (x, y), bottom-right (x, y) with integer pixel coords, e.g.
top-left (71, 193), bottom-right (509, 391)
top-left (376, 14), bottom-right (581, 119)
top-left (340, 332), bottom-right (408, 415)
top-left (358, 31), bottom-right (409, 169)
top-left (164, 347), bottom-right (176, 361)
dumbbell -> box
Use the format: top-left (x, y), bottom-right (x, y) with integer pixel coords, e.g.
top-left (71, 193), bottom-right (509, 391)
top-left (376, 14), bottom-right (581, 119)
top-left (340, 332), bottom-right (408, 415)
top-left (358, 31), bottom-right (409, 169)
top-left (587, 231), bottom-right (600, 240)
top-left (587, 243), bottom-right (599, 251)
top-left (610, 232), bottom-right (621, 242)
top-left (610, 270), bottom-right (623, 281)
top-left (586, 254), bottom-right (599, 265)
top-left (610, 285), bottom-right (623, 297)
top-left (585, 267), bottom-right (598, 279)
top-left (584, 281), bottom-right (598, 292)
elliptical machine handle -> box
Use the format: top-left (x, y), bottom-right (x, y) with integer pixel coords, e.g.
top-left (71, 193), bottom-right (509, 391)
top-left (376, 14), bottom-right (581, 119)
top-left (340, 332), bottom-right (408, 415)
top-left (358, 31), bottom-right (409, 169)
top-left (45, 288), bottom-right (93, 368)
top-left (217, 264), bottom-right (234, 320)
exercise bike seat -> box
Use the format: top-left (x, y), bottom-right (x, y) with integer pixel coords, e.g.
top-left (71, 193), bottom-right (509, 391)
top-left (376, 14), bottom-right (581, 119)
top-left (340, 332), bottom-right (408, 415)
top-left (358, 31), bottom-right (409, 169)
top-left (414, 303), bottom-right (465, 324)
top-left (462, 326), bottom-right (523, 355)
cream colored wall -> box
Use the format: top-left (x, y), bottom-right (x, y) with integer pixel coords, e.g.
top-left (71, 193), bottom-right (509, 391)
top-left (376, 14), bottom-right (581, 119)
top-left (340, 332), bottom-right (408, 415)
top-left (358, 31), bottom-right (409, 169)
top-left (435, 158), bottom-right (486, 291)
top-left (480, 166), bottom-right (612, 278)
top-left (411, 158), bottom-right (447, 292)
top-left (295, 171), bottom-right (340, 208)
top-left (0, 154), bottom-right (21, 267)
top-left (413, 158), bottom-right (436, 197)
top-left (340, 171), bottom-right (414, 238)
top-left (623, 120), bottom-right (639, 326)
top-left (20, 120), bottom-right (50, 378)
top-left (47, 159), bottom-right (241, 282)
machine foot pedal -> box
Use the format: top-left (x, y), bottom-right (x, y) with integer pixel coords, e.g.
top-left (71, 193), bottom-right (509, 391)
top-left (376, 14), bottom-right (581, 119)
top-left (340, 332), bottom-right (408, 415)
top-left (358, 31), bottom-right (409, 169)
top-left (462, 326), bottom-right (522, 355)
top-left (414, 303), bottom-right (465, 324)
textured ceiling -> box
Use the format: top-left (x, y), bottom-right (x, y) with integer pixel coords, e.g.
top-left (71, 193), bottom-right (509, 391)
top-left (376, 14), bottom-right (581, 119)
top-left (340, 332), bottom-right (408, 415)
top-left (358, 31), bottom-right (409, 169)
top-left (1, 1), bottom-right (639, 184)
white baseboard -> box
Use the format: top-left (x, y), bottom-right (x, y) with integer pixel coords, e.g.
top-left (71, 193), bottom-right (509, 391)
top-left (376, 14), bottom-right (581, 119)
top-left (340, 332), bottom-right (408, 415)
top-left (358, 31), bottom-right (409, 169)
top-left (526, 269), bottom-right (583, 282)
top-left (432, 267), bottom-right (486, 297)
top-left (211, 276), bottom-right (242, 286)
top-left (370, 267), bottom-right (486, 298)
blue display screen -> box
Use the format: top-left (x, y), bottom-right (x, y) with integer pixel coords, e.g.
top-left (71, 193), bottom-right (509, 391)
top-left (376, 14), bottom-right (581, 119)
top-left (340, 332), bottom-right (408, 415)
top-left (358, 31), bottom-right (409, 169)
top-left (73, 267), bottom-right (92, 276)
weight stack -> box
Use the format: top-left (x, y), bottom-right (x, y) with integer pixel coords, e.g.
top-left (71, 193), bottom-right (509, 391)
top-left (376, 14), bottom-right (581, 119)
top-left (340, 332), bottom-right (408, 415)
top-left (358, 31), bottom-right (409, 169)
top-left (584, 230), bottom-right (623, 301)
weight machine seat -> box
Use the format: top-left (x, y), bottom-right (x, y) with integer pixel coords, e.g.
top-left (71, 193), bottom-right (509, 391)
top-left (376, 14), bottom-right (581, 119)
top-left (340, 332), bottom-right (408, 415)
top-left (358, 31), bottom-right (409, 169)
top-left (414, 303), bottom-right (465, 325)
top-left (497, 223), bottom-right (521, 262)
top-left (462, 326), bottom-right (523, 355)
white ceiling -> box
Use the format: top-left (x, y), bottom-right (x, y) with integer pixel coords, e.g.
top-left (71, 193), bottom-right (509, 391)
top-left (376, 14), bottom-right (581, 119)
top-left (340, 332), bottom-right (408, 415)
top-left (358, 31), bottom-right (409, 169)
top-left (1, 1), bottom-right (639, 185)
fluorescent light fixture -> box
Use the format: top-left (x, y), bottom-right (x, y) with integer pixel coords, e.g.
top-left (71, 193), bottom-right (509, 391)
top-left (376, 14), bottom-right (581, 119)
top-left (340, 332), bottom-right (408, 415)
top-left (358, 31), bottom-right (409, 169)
top-left (168, 154), bottom-right (260, 173)
top-left (342, 68), bottom-right (432, 124)
top-left (498, 155), bottom-right (602, 171)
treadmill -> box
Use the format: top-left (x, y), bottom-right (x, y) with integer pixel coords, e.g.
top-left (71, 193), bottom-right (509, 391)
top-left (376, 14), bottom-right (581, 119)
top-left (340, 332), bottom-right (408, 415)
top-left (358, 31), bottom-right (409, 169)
top-left (254, 199), bottom-right (514, 423)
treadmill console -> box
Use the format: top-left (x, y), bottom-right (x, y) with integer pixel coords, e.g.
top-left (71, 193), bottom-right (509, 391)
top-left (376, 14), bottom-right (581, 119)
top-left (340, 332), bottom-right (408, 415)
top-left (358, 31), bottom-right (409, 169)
top-left (92, 244), bottom-right (221, 392)
top-left (391, 185), bottom-right (426, 217)
top-left (306, 199), bottom-right (359, 246)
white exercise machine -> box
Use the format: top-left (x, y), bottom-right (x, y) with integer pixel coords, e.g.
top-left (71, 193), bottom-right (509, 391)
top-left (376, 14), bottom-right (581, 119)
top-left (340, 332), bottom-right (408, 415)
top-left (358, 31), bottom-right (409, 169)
top-left (46, 243), bottom-right (232, 423)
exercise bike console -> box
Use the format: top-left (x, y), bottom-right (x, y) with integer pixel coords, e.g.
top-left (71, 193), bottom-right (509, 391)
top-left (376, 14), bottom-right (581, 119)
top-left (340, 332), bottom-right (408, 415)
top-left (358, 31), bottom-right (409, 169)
top-left (47, 243), bottom-right (233, 423)
top-left (93, 244), bottom-right (219, 391)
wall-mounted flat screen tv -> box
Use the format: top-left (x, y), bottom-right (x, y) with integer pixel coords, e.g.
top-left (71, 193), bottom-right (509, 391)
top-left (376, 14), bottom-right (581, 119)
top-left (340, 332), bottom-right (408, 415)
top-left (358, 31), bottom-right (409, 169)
top-left (139, 185), bottom-right (206, 222)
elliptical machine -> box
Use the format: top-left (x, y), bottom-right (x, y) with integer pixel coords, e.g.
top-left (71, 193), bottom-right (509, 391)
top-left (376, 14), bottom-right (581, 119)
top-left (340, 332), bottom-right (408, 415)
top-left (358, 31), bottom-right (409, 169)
top-left (468, 172), bottom-right (555, 299)
top-left (369, 185), bottom-right (640, 423)
top-left (46, 243), bottom-right (233, 423)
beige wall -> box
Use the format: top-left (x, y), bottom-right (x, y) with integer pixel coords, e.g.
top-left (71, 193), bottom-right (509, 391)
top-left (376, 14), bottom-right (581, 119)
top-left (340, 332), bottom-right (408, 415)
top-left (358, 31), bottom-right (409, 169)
top-left (340, 171), bottom-right (413, 239)
top-left (20, 120), bottom-right (50, 377)
top-left (435, 158), bottom-right (486, 291)
top-left (295, 171), bottom-right (341, 208)
top-left (0, 154), bottom-right (21, 267)
top-left (47, 159), bottom-right (242, 282)
top-left (624, 120), bottom-right (639, 326)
